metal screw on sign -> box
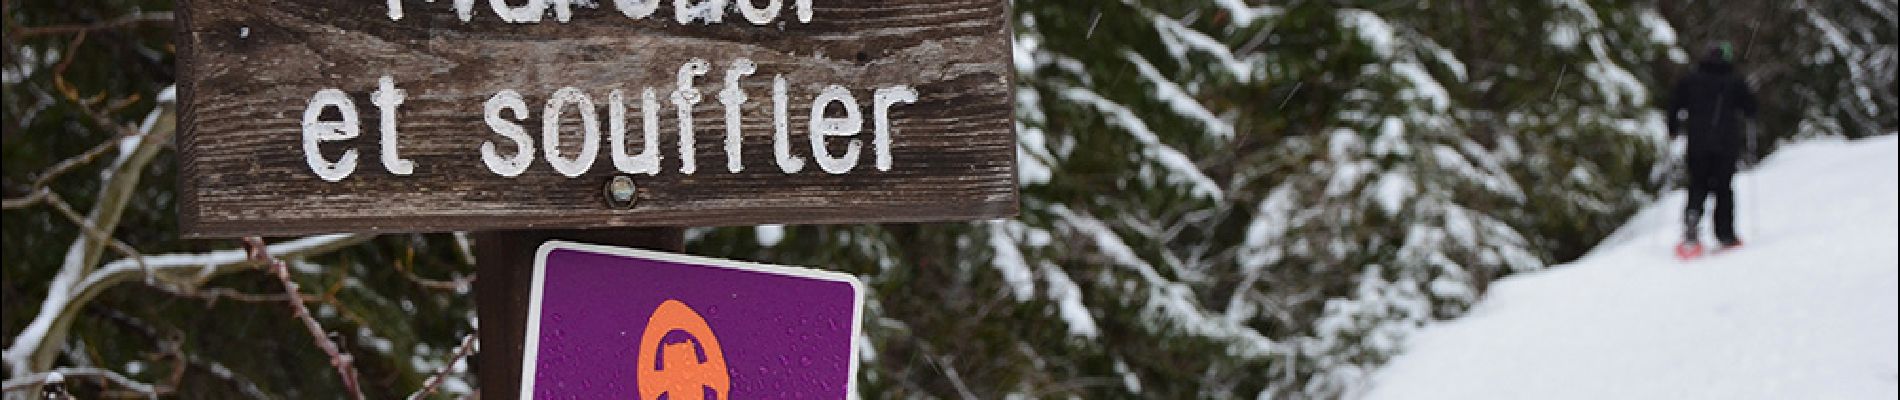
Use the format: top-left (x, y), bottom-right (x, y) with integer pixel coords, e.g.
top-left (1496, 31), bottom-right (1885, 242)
top-left (605, 175), bottom-right (639, 209)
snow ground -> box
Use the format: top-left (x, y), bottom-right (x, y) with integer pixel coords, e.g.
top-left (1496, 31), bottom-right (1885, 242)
top-left (1365, 136), bottom-right (1900, 400)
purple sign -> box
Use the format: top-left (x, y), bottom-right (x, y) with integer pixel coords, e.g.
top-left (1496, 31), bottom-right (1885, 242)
top-left (520, 241), bottom-right (865, 399)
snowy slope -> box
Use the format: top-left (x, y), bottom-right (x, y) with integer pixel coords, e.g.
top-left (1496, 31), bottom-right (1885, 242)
top-left (1364, 136), bottom-right (1900, 400)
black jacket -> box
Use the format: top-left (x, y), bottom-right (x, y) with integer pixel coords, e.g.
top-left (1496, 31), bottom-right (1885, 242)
top-left (1667, 58), bottom-right (1758, 161)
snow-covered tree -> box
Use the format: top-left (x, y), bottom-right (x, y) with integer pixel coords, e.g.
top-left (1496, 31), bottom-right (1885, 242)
top-left (697, 1), bottom-right (1895, 398)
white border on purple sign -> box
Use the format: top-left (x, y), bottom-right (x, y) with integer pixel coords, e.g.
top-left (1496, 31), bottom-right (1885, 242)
top-left (517, 240), bottom-right (868, 399)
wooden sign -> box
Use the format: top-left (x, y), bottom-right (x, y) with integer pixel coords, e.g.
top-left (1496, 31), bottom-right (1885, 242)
top-left (175, 0), bottom-right (1016, 237)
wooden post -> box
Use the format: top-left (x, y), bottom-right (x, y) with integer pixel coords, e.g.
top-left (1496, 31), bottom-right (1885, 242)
top-left (473, 228), bottom-right (683, 400)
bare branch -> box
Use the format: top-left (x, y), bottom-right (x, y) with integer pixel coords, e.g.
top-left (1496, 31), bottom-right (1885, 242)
top-left (243, 237), bottom-right (366, 400)
top-left (40, 190), bottom-right (147, 275)
top-left (405, 271), bottom-right (477, 293)
top-left (62, 83), bottom-right (146, 140)
top-left (0, 189), bottom-right (49, 210)
top-left (64, 87), bottom-right (175, 275)
top-left (153, 284), bottom-right (325, 305)
top-left (1, 89), bottom-right (149, 210)
top-left (50, 31), bottom-right (89, 100)
top-left (2, 87), bottom-right (148, 211)
top-left (13, 88), bottom-right (179, 374)
top-left (0, 368), bottom-right (158, 396)
top-left (3, 233), bottom-right (376, 377)
top-left (29, 124), bottom-right (140, 189)
top-left (178, 353), bottom-right (269, 399)
top-left (408, 333), bottom-right (478, 400)
top-left (10, 12), bottom-right (175, 38)
top-left (395, 241), bottom-right (475, 292)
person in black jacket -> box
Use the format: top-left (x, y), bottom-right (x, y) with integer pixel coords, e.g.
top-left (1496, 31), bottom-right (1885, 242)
top-left (1666, 42), bottom-right (1757, 254)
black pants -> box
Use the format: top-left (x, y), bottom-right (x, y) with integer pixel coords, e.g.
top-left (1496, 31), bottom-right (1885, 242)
top-left (1684, 154), bottom-right (1738, 244)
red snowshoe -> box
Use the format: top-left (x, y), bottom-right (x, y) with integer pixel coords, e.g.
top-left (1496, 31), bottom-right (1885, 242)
top-left (1675, 242), bottom-right (1705, 260)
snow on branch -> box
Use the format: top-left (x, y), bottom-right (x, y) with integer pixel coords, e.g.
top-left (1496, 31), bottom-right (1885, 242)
top-left (1122, 50), bottom-right (1236, 140)
top-left (1056, 86), bottom-right (1225, 199)
top-left (3, 233), bottom-right (374, 377)
top-left (0, 84), bottom-right (184, 378)
top-left (1147, 9), bottom-right (1258, 82)
top-left (4, 81), bottom-right (179, 376)
top-left (1046, 204), bottom-right (1277, 358)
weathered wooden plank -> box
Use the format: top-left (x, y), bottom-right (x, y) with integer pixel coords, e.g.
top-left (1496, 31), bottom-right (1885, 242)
top-left (176, 0), bottom-right (1016, 237)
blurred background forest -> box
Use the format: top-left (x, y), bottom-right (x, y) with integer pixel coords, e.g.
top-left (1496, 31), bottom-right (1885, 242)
top-left (4, 0), bottom-right (1895, 398)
